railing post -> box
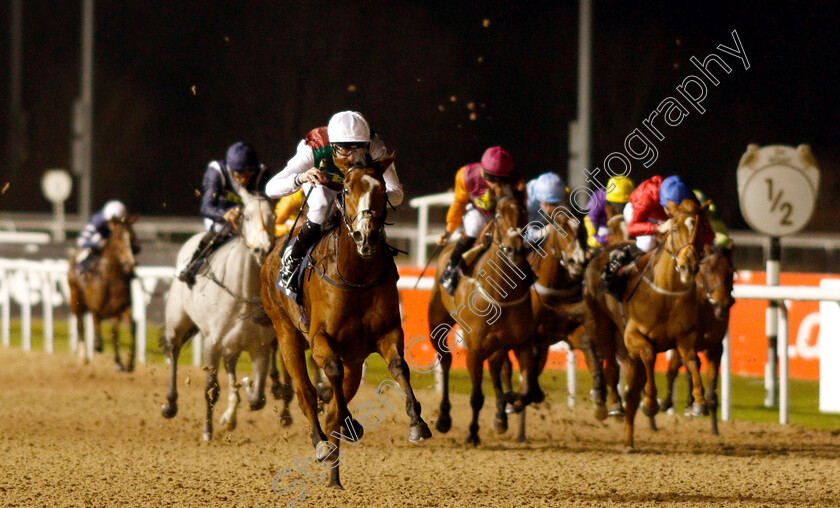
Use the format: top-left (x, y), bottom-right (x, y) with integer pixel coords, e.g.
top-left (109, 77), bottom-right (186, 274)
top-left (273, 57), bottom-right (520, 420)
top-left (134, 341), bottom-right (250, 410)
top-left (778, 301), bottom-right (789, 425)
top-left (416, 203), bottom-right (429, 267)
top-left (69, 314), bottom-right (79, 352)
top-left (1, 269), bottom-right (9, 347)
top-left (43, 271), bottom-right (54, 353)
top-left (131, 278), bottom-right (147, 364)
top-left (84, 312), bottom-right (94, 360)
top-left (567, 350), bottom-right (576, 407)
top-left (721, 330), bottom-right (731, 422)
top-left (21, 270), bottom-right (31, 351)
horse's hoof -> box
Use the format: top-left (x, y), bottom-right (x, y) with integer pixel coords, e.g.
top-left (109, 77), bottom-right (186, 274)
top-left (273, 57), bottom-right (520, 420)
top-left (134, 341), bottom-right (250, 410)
top-left (594, 404), bottom-right (608, 421)
top-left (220, 414), bottom-right (236, 432)
top-left (530, 388), bottom-right (546, 405)
top-left (607, 404), bottom-right (625, 418)
top-left (342, 419), bottom-right (364, 440)
top-left (126, 364), bottom-right (134, 373)
top-left (249, 397), bottom-right (266, 411)
top-left (161, 403), bottom-right (177, 419)
top-left (493, 415), bottom-right (508, 434)
top-left (94, 343), bottom-right (104, 353)
top-left (202, 432), bottom-right (213, 442)
top-left (315, 441), bottom-right (334, 462)
top-left (466, 434), bottom-right (481, 447)
top-left (642, 398), bottom-right (659, 417)
top-left (435, 413), bottom-right (452, 434)
top-left (658, 398), bottom-right (672, 413)
top-left (504, 402), bottom-right (516, 415)
top-left (114, 363), bottom-right (125, 372)
top-left (509, 399), bottom-right (526, 414)
top-left (409, 422), bottom-right (432, 443)
top-left (516, 435), bottom-right (529, 444)
top-left (623, 445), bottom-right (637, 454)
top-left (279, 410), bottom-right (293, 427)
top-left (327, 480), bottom-right (344, 490)
top-left (691, 402), bottom-right (709, 417)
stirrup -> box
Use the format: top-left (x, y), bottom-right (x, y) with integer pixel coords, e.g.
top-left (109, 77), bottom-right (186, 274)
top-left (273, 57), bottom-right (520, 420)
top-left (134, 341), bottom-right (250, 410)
top-left (439, 265), bottom-right (461, 296)
top-left (278, 251), bottom-right (302, 290)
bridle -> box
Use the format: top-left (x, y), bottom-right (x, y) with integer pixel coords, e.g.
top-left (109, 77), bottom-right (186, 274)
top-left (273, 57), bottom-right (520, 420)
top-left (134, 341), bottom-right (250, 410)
top-left (230, 196), bottom-right (273, 259)
top-left (336, 165), bottom-right (386, 249)
top-left (661, 210), bottom-right (702, 271)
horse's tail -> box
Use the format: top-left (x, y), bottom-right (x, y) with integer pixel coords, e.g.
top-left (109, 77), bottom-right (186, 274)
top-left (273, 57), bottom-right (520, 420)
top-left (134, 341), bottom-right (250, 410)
top-left (241, 301), bottom-right (273, 327)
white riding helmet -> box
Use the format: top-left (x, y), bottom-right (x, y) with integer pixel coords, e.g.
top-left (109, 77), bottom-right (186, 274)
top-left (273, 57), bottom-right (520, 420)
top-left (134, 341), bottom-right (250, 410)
top-left (327, 111), bottom-right (370, 144)
top-left (103, 200), bottom-right (128, 221)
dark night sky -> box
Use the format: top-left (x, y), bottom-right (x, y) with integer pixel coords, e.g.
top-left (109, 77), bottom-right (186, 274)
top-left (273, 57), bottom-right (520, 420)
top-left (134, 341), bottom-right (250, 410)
top-left (2, 1), bottom-right (839, 230)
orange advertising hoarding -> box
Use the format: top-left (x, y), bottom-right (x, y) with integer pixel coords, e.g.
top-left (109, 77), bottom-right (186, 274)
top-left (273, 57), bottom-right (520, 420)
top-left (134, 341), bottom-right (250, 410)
top-left (396, 267), bottom-right (837, 380)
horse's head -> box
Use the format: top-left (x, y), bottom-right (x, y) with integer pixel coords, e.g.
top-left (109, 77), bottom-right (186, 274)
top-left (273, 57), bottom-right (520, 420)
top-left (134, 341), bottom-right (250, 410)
top-left (495, 191), bottom-right (529, 265)
top-left (542, 204), bottom-right (586, 278)
top-left (341, 154), bottom-right (391, 259)
top-left (699, 245), bottom-right (735, 319)
top-left (107, 217), bottom-right (138, 274)
top-left (236, 190), bottom-right (276, 262)
top-left (664, 199), bottom-right (706, 284)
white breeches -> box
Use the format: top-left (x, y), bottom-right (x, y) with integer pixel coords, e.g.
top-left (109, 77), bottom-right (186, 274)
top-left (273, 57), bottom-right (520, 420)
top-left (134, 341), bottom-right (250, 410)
top-left (623, 202), bottom-right (657, 253)
top-left (463, 204), bottom-right (492, 238)
top-left (301, 183), bottom-right (339, 225)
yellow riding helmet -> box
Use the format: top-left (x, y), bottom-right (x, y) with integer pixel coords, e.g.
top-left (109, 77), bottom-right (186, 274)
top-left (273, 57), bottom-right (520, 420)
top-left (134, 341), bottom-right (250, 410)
top-left (606, 177), bottom-right (634, 203)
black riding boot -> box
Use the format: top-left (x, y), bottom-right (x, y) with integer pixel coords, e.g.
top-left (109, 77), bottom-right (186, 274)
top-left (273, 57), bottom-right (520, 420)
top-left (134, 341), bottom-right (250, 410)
top-left (176, 229), bottom-right (220, 286)
top-left (600, 243), bottom-right (642, 299)
top-left (439, 235), bottom-right (476, 296)
top-left (279, 219), bottom-right (324, 290)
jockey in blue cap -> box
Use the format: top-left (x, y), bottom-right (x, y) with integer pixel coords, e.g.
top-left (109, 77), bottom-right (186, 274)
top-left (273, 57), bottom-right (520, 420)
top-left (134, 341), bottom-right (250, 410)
top-left (523, 172), bottom-right (567, 244)
top-left (176, 141), bottom-right (268, 286)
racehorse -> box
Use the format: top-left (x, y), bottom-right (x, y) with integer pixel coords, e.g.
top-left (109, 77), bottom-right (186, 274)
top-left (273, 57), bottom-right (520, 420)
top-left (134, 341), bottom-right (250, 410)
top-left (659, 245), bottom-right (734, 435)
top-left (429, 190), bottom-right (543, 446)
top-left (609, 199), bottom-right (708, 449)
top-left (160, 190), bottom-right (278, 441)
top-left (68, 217), bottom-right (138, 371)
top-left (260, 154), bottom-right (431, 490)
top-left (488, 206), bottom-right (591, 442)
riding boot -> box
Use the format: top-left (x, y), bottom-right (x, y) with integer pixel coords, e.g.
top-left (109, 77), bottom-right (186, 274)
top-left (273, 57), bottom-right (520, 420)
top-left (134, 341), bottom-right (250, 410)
top-left (439, 235), bottom-right (476, 296)
top-left (176, 230), bottom-right (219, 286)
top-left (600, 243), bottom-right (642, 299)
top-left (279, 219), bottom-right (324, 290)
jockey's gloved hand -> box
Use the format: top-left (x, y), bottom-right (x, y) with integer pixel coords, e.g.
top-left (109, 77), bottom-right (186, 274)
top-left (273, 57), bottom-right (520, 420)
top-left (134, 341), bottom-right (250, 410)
top-left (657, 219), bottom-right (672, 235)
top-left (223, 207), bottom-right (241, 224)
top-left (296, 168), bottom-right (328, 187)
top-left (437, 231), bottom-right (450, 246)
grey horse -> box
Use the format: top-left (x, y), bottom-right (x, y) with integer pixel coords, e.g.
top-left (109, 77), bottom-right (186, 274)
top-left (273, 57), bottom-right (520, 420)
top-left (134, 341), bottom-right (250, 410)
top-left (160, 190), bottom-right (289, 441)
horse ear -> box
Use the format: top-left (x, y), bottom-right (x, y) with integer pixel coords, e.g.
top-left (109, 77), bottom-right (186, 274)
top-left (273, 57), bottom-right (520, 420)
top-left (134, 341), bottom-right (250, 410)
top-left (376, 152), bottom-right (395, 176)
top-left (127, 215), bottom-right (138, 225)
top-left (666, 201), bottom-right (680, 216)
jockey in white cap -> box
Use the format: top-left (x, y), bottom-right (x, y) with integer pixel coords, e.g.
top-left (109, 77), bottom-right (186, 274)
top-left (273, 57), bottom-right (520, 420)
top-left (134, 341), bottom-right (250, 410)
top-left (265, 111), bottom-right (403, 290)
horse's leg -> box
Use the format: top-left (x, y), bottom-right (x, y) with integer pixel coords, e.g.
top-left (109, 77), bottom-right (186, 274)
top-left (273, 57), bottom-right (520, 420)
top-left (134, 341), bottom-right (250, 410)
top-left (465, 349), bottom-right (485, 446)
top-left (623, 357), bottom-right (646, 451)
top-left (93, 314), bottom-right (103, 353)
top-left (661, 350), bottom-right (682, 413)
top-left (706, 343), bottom-right (723, 435)
top-left (313, 332), bottom-right (363, 442)
top-left (160, 298), bottom-right (196, 419)
top-left (428, 285), bottom-right (455, 434)
top-left (126, 309), bottom-right (136, 372)
top-left (324, 361), bottom-right (366, 490)
top-left (272, 342), bottom-right (294, 426)
top-left (512, 341), bottom-right (544, 411)
top-left (111, 316), bottom-right (123, 371)
top-left (377, 327), bottom-right (432, 443)
top-left (219, 354), bottom-right (241, 432)
top-left (202, 349), bottom-right (222, 441)
top-left (580, 333), bottom-right (608, 420)
top-left (277, 325), bottom-right (326, 450)
top-left (677, 332), bottom-right (708, 416)
top-left (309, 354), bottom-right (332, 404)
top-left (625, 327), bottom-right (658, 417)
top-left (487, 350), bottom-right (509, 435)
top-left (244, 345), bottom-right (269, 411)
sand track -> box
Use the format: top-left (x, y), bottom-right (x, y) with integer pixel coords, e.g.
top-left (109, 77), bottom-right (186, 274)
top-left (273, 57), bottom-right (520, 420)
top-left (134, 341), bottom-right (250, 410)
top-left (1, 347), bottom-right (839, 507)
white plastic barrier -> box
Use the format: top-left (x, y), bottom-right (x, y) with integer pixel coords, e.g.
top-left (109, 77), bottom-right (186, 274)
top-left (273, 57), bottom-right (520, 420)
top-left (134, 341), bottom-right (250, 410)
top-left (0, 258), bottom-right (203, 366)
top-left (819, 279), bottom-right (840, 413)
top-left (408, 192), bottom-right (453, 267)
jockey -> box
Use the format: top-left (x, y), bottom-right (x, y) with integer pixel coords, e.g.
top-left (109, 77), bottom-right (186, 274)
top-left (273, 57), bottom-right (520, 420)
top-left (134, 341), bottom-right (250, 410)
top-left (524, 172), bottom-right (568, 244)
top-left (600, 175), bottom-right (712, 298)
top-left (75, 200), bottom-right (139, 272)
top-left (694, 189), bottom-right (733, 249)
top-left (274, 189), bottom-right (306, 238)
top-left (175, 141), bottom-right (268, 286)
top-left (584, 176), bottom-right (635, 248)
top-left (437, 146), bottom-right (518, 296)
top-left (265, 111), bottom-right (404, 290)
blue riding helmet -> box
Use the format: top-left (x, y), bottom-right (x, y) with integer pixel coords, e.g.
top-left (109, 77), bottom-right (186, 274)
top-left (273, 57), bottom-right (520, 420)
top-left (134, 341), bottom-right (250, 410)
top-left (532, 172), bottom-right (566, 204)
top-left (659, 175), bottom-right (693, 209)
top-left (226, 142), bottom-right (259, 171)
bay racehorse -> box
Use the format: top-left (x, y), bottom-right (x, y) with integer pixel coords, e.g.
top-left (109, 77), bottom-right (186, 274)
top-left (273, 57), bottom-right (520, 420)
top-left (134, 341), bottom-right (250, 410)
top-left (429, 190), bottom-right (543, 446)
top-left (659, 244), bottom-right (734, 435)
top-left (68, 217), bottom-right (138, 371)
top-left (488, 205), bottom-right (591, 442)
top-left (260, 154), bottom-right (431, 490)
top-left (160, 190), bottom-right (278, 441)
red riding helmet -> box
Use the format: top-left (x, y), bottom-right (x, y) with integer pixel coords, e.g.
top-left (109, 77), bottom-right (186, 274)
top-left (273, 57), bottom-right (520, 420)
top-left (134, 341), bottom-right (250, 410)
top-left (480, 146), bottom-right (514, 178)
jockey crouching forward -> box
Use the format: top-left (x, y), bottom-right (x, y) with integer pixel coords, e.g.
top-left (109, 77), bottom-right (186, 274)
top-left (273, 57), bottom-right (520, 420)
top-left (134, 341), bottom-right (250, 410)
top-left (75, 200), bottom-right (140, 273)
top-left (265, 111), bottom-right (404, 290)
top-left (600, 175), bottom-right (712, 299)
top-left (437, 146), bottom-right (521, 296)
top-left (175, 141), bottom-right (268, 286)
top-left (584, 176), bottom-right (635, 248)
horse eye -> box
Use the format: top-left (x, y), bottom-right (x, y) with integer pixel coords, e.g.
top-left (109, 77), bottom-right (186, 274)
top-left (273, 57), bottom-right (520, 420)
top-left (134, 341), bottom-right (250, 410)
top-left (672, 227), bottom-right (677, 233)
